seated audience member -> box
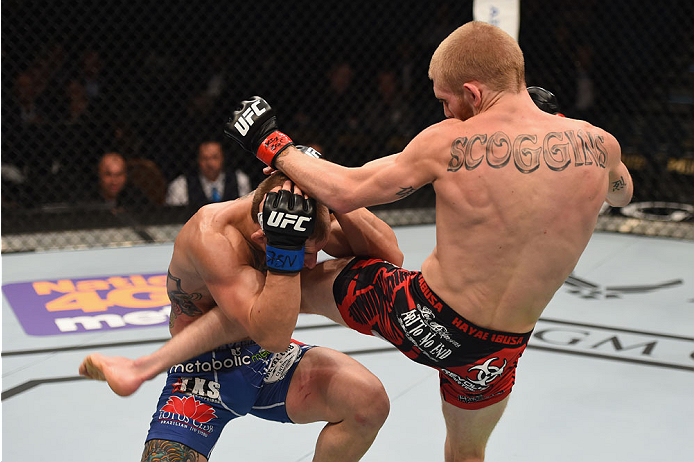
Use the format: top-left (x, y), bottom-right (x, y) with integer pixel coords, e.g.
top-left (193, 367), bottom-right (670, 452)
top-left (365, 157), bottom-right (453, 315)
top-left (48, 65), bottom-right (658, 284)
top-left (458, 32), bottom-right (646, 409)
top-left (165, 140), bottom-right (251, 210)
top-left (91, 152), bottom-right (151, 211)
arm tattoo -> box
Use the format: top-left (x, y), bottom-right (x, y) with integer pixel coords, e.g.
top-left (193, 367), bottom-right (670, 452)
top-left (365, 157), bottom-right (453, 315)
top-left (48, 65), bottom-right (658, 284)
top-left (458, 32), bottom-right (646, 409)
top-left (141, 439), bottom-right (203, 462)
top-left (167, 270), bottom-right (203, 328)
top-left (612, 176), bottom-right (626, 191)
top-left (396, 186), bottom-right (416, 199)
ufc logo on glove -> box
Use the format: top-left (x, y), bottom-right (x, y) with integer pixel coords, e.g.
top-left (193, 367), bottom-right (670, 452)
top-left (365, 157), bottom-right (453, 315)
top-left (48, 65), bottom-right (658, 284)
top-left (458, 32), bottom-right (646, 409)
top-left (224, 96), bottom-right (295, 167)
top-left (258, 190), bottom-right (316, 273)
top-left (266, 211), bottom-right (312, 232)
top-left (233, 100), bottom-right (268, 136)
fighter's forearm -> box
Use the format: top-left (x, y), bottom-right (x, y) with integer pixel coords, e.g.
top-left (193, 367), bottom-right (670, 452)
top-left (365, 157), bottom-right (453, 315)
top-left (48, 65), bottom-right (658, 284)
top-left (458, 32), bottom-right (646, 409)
top-left (275, 147), bottom-right (364, 213)
top-left (247, 272), bottom-right (302, 352)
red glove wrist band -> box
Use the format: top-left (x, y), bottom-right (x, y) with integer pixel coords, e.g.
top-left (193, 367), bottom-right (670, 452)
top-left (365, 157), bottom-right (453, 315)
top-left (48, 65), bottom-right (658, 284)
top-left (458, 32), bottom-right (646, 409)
top-left (257, 131), bottom-right (294, 167)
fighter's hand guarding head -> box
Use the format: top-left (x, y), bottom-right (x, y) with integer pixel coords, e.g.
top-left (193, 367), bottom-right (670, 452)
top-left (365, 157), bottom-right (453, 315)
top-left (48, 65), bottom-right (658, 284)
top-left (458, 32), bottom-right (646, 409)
top-left (260, 185), bottom-right (316, 273)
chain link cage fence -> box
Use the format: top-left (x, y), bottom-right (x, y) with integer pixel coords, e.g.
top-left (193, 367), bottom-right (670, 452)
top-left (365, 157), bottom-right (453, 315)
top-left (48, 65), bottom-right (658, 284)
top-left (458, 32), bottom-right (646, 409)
top-left (2, 0), bottom-right (693, 252)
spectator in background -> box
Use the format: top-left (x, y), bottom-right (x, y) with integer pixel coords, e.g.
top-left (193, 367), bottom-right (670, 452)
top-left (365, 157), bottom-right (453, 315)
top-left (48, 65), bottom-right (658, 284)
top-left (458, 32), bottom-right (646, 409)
top-left (7, 44), bottom-right (66, 127)
top-left (166, 140), bottom-right (252, 211)
top-left (109, 119), bottom-right (144, 160)
top-left (11, 70), bottom-right (46, 126)
top-left (318, 61), bottom-right (373, 166)
top-left (91, 152), bottom-right (151, 211)
top-left (572, 45), bottom-right (597, 121)
top-left (64, 78), bottom-right (92, 125)
top-left (319, 61), bottom-right (359, 136)
top-left (79, 49), bottom-right (105, 101)
top-left (365, 69), bottom-right (415, 154)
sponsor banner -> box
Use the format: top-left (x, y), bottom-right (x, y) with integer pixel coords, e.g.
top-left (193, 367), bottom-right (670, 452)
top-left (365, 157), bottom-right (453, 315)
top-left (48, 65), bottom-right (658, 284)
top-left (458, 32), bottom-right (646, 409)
top-left (2, 273), bottom-right (169, 336)
top-left (531, 318), bottom-right (694, 370)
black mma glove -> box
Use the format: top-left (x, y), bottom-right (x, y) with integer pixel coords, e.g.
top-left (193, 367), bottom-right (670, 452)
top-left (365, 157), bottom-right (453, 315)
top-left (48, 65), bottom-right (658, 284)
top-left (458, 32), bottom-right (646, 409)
top-left (527, 86), bottom-right (564, 116)
top-left (224, 96), bottom-right (294, 167)
top-left (261, 189), bottom-right (316, 273)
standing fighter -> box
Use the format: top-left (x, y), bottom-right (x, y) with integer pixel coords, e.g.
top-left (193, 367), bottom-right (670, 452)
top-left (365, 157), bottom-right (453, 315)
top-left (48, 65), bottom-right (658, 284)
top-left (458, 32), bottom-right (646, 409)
top-left (80, 168), bottom-right (402, 461)
top-left (224, 21), bottom-right (633, 462)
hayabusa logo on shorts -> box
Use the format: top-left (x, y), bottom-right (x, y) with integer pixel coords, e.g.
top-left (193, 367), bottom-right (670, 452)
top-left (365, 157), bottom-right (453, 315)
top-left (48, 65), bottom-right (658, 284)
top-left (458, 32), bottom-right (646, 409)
top-left (158, 396), bottom-right (217, 436)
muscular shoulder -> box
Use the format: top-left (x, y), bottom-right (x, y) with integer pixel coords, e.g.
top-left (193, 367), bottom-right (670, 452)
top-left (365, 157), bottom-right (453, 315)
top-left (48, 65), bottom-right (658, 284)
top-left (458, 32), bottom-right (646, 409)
top-left (179, 203), bottom-right (253, 271)
top-left (407, 119), bottom-right (463, 158)
top-left (569, 119), bottom-right (621, 164)
top-left (586, 122), bottom-right (619, 149)
top-left (418, 118), bottom-right (462, 141)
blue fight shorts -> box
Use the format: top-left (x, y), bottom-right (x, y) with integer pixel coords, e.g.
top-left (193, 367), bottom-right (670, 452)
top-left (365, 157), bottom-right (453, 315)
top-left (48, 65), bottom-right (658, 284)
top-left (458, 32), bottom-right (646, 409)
top-left (145, 339), bottom-right (314, 459)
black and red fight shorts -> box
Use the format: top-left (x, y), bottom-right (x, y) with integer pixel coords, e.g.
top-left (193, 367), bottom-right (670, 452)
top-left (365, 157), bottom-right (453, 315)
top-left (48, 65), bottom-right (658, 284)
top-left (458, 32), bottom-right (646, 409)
top-left (333, 257), bottom-right (533, 410)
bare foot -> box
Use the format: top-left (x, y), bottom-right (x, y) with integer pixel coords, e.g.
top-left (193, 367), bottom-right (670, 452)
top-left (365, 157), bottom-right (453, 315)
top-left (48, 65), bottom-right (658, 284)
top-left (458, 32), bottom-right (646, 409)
top-left (79, 353), bottom-right (146, 397)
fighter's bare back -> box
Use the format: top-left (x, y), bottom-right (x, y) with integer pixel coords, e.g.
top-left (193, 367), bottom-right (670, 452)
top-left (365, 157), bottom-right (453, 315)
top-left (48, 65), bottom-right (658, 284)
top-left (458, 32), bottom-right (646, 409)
top-left (416, 105), bottom-right (622, 333)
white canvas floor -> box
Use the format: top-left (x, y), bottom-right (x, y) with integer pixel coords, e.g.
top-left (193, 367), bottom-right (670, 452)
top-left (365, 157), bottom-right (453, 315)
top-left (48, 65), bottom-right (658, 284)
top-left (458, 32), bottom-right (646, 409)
top-left (2, 225), bottom-right (693, 461)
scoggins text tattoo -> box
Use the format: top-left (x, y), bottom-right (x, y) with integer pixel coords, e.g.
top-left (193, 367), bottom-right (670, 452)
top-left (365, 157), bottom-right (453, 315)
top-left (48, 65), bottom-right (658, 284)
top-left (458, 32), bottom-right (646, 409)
top-left (447, 129), bottom-right (607, 173)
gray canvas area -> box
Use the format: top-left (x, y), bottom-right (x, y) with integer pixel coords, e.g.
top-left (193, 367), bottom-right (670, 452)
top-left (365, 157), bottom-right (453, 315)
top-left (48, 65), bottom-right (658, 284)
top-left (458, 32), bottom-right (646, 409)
top-left (2, 225), bottom-right (693, 461)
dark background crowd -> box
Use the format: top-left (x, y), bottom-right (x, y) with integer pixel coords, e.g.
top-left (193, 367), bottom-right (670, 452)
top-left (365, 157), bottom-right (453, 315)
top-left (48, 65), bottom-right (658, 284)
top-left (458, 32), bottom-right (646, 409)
top-left (2, 0), bottom-right (693, 247)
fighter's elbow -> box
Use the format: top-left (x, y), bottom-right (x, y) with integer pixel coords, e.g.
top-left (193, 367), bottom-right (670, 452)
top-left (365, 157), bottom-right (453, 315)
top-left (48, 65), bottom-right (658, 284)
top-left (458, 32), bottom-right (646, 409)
top-left (607, 196), bottom-right (631, 208)
top-left (257, 335), bottom-right (292, 353)
top-left (606, 188), bottom-right (633, 208)
top-left (390, 249), bottom-right (405, 267)
top-left (329, 197), bottom-right (360, 214)
top-left (247, 323), bottom-right (292, 353)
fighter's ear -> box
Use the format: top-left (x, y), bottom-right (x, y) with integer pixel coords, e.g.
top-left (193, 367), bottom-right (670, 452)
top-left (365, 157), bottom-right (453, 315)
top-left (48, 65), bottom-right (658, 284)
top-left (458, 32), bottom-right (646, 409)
top-left (462, 82), bottom-right (482, 107)
top-left (250, 228), bottom-right (266, 246)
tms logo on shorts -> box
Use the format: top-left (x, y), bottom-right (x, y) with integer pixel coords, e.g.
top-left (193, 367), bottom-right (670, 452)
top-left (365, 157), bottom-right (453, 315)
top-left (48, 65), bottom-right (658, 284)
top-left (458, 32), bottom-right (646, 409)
top-left (173, 377), bottom-right (221, 402)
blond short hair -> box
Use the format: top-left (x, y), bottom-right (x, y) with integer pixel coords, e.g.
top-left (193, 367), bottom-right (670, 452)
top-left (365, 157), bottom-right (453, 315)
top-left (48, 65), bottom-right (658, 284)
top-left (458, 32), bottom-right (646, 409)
top-left (428, 21), bottom-right (525, 94)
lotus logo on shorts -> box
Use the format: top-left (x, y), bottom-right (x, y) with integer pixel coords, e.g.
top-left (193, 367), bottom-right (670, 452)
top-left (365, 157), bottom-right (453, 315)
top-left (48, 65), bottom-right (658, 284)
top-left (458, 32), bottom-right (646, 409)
top-left (467, 357), bottom-right (507, 386)
top-left (161, 395), bottom-right (216, 422)
top-left (157, 396), bottom-right (217, 436)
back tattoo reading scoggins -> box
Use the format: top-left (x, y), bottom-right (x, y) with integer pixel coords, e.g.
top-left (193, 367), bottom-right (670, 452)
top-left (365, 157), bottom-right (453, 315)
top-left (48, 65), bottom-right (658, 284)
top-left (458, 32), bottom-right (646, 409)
top-left (447, 129), bottom-right (607, 173)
